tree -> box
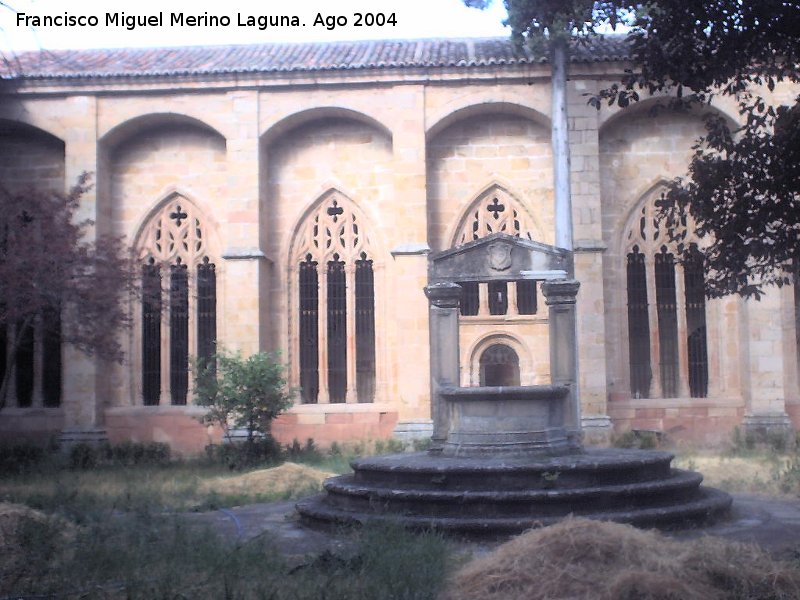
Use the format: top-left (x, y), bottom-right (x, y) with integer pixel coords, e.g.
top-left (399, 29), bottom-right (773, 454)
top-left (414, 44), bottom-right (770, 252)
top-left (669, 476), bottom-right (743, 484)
top-left (193, 351), bottom-right (293, 445)
top-left (0, 173), bottom-right (136, 408)
top-left (594, 1), bottom-right (800, 299)
top-left (469, 1), bottom-right (800, 298)
top-left (465, 1), bottom-right (638, 254)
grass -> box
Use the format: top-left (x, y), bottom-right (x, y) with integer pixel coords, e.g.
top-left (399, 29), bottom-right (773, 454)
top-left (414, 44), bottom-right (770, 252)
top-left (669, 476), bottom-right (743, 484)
top-left (0, 440), bottom-right (455, 600)
top-left (5, 436), bottom-right (800, 599)
top-left (0, 459), bottom-right (348, 518)
top-left (0, 438), bottom-right (369, 517)
top-left (3, 509), bottom-right (454, 600)
top-left (671, 430), bottom-right (800, 497)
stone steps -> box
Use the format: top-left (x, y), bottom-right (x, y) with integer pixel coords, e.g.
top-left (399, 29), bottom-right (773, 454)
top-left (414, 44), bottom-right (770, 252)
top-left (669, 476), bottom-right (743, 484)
top-left (296, 449), bottom-right (733, 533)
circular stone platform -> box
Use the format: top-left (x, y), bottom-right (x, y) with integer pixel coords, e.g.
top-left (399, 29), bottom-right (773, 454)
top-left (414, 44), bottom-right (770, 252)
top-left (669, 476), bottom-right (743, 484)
top-left (296, 449), bottom-right (732, 533)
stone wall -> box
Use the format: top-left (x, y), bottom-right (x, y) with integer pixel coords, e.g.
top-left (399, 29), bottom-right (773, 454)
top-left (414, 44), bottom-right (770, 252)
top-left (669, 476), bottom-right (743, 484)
top-left (0, 57), bottom-right (797, 451)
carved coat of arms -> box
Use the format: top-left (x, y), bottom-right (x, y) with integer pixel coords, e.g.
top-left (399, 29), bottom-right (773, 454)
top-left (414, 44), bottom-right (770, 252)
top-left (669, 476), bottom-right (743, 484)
top-left (487, 242), bottom-right (512, 271)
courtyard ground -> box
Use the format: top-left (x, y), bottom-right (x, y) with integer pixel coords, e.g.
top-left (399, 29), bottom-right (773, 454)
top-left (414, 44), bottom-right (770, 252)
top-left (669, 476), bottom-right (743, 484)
top-left (4, 446), bottom-right (800, 598)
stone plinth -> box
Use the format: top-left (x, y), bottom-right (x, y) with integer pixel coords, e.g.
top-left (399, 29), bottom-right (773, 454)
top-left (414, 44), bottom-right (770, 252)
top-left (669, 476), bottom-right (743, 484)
top-left (296, 449), bottom-right (732, 533)
top-left (440, 385), bottom-right (578, 457)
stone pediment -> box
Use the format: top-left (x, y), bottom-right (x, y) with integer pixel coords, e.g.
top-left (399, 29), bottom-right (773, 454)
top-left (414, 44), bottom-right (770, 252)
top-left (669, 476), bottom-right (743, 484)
top-left (429, 233), bottom-right (569, 283)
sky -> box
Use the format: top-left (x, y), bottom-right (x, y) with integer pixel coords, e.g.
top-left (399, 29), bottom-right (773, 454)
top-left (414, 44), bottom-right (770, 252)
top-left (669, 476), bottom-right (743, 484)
top-left (0, 0), bottom-right (511, 52)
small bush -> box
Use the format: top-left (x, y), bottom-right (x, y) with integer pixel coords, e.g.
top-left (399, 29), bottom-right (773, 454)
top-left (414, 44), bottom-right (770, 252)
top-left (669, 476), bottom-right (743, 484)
top-left (110, 441), bottom-right (171, 467)
top-left (286, 438), bottom-right (323, 463)
top-left (413, 438), bottom-right (433, 452)
top-left (613, 430), bottom-right (660, 450)
top-left (375, 438), bottom-right (406, 455)
top-left (0, 442), bottom-right (47, 474)
top-left (69, 443), bottom-right (101, 470)
top-left (205, 437), bottom-right (282, 470)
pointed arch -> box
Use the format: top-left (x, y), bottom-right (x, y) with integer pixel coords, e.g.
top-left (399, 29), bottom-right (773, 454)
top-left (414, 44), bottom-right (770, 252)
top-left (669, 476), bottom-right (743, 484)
top-left (621, 188), bottom-right (708, 400)
top-left (289, 189), bottom-right (377, 265)
top-left (134, 192), bottom-right (220, 267)
top-left (289, 189), bottom-right (382, 405)
top-left (133, 194), bottom-right (220, 407)
top-left (449, 183), bottom-right (544, 248)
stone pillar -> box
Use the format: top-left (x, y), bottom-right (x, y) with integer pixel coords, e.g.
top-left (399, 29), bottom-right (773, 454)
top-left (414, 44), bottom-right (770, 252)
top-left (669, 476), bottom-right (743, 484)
top-left (59, 96), bottom-right (109, 447)
top-left (424, 282), bottom-right (462, 449)
top-left (542, 279), bottom-right (581, 440)
top-left (741, 288), bottom-right (793, 445)
top-left (569, 77), bottom-right (612, 444)
top-left (222, 90), bottom-right (264, 354)
top-left (389, 87), bottom-right (432, 424)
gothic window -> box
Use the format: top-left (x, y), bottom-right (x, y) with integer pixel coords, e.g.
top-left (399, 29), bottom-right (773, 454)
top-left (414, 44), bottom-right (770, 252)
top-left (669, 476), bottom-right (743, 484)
top-left (355, 254), bottom-right (376, 403)
top-left (624, 193), bottom-right (708, 399)
top-left (460, 282), bottom-right (480, 316)
top-left (137, 197), bottom-right (217, 406)
top-left (327, 256), bottom-right (347, 403)
top-left (480, 344), bottom-right (521, 386)
top-left (626, 246), bottom-right (652, 398)
top-left (291, 193), bottom-right (377, 404)
top-left (142, 262), bottom-right (162, 406)
top-left (516, 280), bottom-right (538, 315)
top-left (15, 322), bottom-right (34, 408)
top-left (684, 245), bottom-right (708, 398)
top-left (488, 281), bottom-right (509, 316)
top-left (655, 247), bottom-right (679, 397)
top-left (42, 306), bottom-right (62, 408)
top-left (454, 187), bottom-right (537, 247)
top-left (299, 256), bottom-right (319, 404)
top-left (0, 316), bottom-right (62, 409)
top-left (452, 187), bottom-right (540, 319)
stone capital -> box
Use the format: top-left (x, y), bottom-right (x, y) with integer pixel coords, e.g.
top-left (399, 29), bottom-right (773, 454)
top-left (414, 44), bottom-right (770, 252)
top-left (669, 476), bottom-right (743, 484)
top-left (542, 279), bottom-right (581, 306)
top-left (424, 282), bottom-right (462, 309)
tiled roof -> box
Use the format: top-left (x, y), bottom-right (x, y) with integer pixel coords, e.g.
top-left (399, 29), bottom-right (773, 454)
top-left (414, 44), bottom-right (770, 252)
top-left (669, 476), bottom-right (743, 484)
top-left (2, 36), bottom-right (631, 80)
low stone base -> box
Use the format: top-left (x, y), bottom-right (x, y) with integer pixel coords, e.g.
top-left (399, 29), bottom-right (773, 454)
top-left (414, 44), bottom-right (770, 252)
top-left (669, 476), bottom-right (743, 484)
top-left (742, 413), bottom-right (795, 448)
top-left (393, 420), bottom-right (434, 448)
top-left (581, 415), bottom-right (613, 446)
top-left (58, 428), bottom-right (109, 450)
top-left (297, 449), bottom-right (733, 533)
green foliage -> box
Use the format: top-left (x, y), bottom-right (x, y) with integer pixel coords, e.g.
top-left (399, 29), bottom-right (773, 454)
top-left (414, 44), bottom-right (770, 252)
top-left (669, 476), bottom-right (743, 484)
top-left (0, 441), bottom-right (47, 474)
top-left (1, 513), bottom-right (454, 600)
top-left (0, 173), bottom-right (136, 407)
top-left (286, 437), bottom-right (323, 463)
top-left (374, 438), bottom-right (407, 455)
top-left (194, 350), bottom-right (293, 443)
top-left (465, 0), bottom-right (636, 49)
top-left (612, 430), bottom-right (660, 450)
top-left (591, 0), bottom-right (800, 298)
top-left (204, 436), bottom-right (283, 470)
top-left (67, 441), bottom-right (171, 470)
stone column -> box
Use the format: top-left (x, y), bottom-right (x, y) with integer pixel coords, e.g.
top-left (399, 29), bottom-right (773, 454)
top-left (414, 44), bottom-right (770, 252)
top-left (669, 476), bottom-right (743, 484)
top-left (59, 96), bottom-right (109, 447)
top-left (741, 288), bottom-right (793, 445)
top-left (424, 282), bottom-right (462, 450)
top-left (222, 90), bottom-right (264, 354)
top-left (542, 279), bottom-right (581, 439)
top-left (570, 79), bottom-right (612, 444)
top-left (389, 87), bottom-right (433, 436)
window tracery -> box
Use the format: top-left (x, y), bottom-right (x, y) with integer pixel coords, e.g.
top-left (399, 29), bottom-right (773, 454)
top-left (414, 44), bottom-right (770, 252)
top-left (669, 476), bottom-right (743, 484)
top-left (624, 192), bottom-right (708, 399)
top-left (453, 187), bottom-right (540, 319)
top-left (137, 196), bottom-right (217, 406)
top-left (454, 188), bottom-right (537, 247)
top-left (293, 192), bottom-right (376, 404)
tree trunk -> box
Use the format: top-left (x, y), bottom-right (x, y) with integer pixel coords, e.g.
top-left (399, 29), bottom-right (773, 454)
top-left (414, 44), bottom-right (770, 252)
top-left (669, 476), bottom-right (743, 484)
top-left (551, 36), bottom-right (573, 255)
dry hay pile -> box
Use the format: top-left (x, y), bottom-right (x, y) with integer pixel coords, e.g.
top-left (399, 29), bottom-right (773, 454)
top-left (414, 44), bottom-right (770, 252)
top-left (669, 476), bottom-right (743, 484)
top-left (200, 462), bottom-right (333, 498)
top-left (442, 517), bottom-right (800, 600)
